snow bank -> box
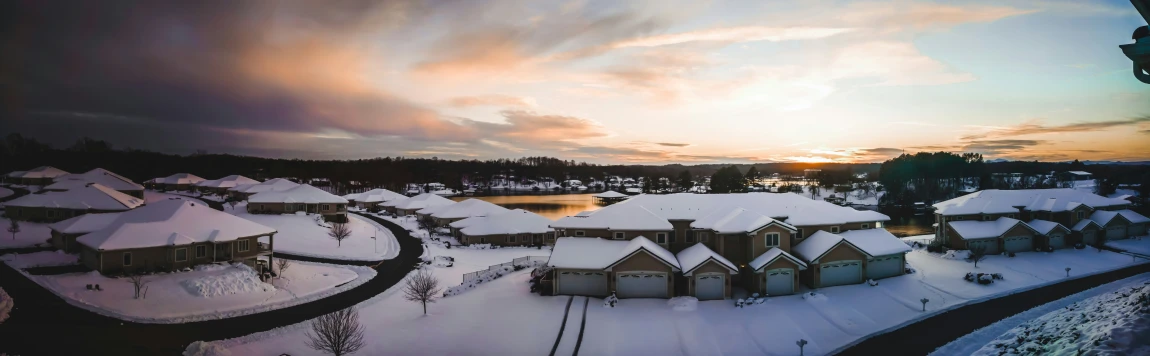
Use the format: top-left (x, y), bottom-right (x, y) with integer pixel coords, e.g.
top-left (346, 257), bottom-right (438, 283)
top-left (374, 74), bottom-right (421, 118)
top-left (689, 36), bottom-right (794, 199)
top-left (0, 287), bottom-right (12, 324)
top-left (1106, 238), bottom-right (1150, 256)
top-left (181, 264), bottom-right (274, 298)
top-left (1, 250), bottom-right (79, 268)
top-left (443, 258), bottom-right (547, 297)
top-left (941, 249), bottom-right (972, 260)
top-left (668, 296), bottom-right (698, 311)
top-left (183, 341), bottom-right (231, 356)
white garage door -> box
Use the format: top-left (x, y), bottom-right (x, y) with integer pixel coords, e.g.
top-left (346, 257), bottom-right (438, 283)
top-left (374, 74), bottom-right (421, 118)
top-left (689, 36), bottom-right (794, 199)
top-left (557, 271), bottom-right (607, 297)
top-left (819, 260), bottom-right (861, 288)
top-left (1082, 230), bottom-right (1097, 245)
top-left (1106, 226), bottom-right (1126, 240)
top-left (1004, 235), bottom-right (1033, 253)
top-left (694, 274), bottom-right (725, 300)
top-left (1048, 233), bottom-right (1065, 249)
top-left (764, 268), bottom-right (794, 296)
top-left (866, 255), bottom-right (903, 280)
top-left (1128, 224), bottom-right (1146, 238)
top-left (616, 272), bottom-right (668, 298)
top-left (968, 238), bottom-right (1000, 254)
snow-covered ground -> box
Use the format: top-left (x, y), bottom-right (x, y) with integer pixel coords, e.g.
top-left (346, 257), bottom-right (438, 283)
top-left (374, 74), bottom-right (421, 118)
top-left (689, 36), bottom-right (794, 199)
top-left (227, 203), bottom-right (398, 261)
top-left (1, 250), bottom-right (79, 268)
top-left (0, 286), bottom-right (11, 324)
top-left (0, 217), bottom-right (53, 249)
top-left (1107, 237), bottom-right (1150, 256)
top-left (20, 260), bottom-right (374, 323)
top-left (144, 190), bottom-right (207, 205)
top-left (215, 233), bottom-right (1147, 356)
top-left (0, 187), bottom-right (13, 200)
top-left (932, 272), bottom-right (1150, 355)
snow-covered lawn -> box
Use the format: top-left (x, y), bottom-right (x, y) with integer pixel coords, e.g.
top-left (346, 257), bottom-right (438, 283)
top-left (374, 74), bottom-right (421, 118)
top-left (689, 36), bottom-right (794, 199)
top-left (1107, 237), bottom-right (1150, 256)
top-left (0, 217), bottom-right (53, 249)
top-left (1, 250), bottom-right (79, 268)
top-left (226, 204), bottom-right (398, 261)
top-left (215, 231), bottom-right (1148, 356)
top-left (22, 260), bottom-right (374, 323)
top-left (0, 187), bottom-right (13, 200)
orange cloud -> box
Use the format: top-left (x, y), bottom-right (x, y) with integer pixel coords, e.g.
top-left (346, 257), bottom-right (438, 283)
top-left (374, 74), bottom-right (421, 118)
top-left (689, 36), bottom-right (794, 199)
top-left (446, 95), bottom-right (537, 108)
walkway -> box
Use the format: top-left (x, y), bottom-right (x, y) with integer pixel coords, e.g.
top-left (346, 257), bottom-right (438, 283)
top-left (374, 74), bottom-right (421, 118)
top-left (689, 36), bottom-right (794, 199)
top-left (0, 212), bottom-right (422, 355)
top-left (836, 261), bottom-right (1150, 356)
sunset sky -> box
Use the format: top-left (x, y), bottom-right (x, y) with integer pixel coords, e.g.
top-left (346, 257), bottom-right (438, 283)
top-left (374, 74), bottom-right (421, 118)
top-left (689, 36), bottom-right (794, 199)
top-left (3, 0), bottom-right (1149, 163)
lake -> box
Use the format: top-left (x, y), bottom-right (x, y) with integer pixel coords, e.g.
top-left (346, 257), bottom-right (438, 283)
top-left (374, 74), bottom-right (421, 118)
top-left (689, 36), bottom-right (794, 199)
top-left (452, 194), bottom-right (935, 237)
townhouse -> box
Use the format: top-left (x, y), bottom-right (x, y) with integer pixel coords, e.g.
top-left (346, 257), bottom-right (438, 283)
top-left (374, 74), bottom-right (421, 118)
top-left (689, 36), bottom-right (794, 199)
top-left (419, 198), bottom-right (508, 227)
top-left (246, 184), bottom-right (349, 222)
top-left (152, 173), bottom-right (206, 191)
top-left (343, 188), bottom-right (406, 209)
top-left (195, 175), bottom-right (260, 195)
top-left (382, 193), bottom-right (454, 216)
top-left (450, 209), bottom-right (554, 246)
top-left (227, 178), bottom-right (299, 198)
top-left (5, 166), bottom-right (70, 186)
top-left (4, 183), bottom-right (145, 222)
top-left (45, 168), bottom-right (145, 198)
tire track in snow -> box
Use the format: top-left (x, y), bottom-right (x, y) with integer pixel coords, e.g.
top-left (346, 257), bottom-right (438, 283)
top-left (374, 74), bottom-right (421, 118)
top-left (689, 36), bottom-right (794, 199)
top-left (548, 296), bottom-right (575, 356)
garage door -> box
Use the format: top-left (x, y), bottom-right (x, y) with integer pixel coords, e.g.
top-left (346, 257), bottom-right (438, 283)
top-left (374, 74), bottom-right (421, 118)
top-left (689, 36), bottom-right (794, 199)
top-left (616, 272), bottom-right (668, 298)
top-left (866, 255), bottom-right (903, 280)
top-left (819, 260), bottom-right (861, 288)
top-left (968, 238), bottom-right (1000, 254)
top-left (1048, 233), bottom-right (1065, 249)
top-left (694, 274), bottom-right (725, 300)
top-left (557, 271), bottom-right (607, 297)
top-left (1106, 226), bottom-right (1126, 240)
top-left (1004, 235), bottom-right (1033, 253)
top-left (1128, 224), bottom-right (1146, 238)
top-left (1082, 230), bottom-right (1097, 245)
top-left (764, 268), bottom-right (794, 295)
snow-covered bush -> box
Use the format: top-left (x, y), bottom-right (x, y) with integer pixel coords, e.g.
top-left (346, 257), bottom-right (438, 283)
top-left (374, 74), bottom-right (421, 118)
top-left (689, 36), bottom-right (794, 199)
top-left (964, 272), bottom-right (1003, 285)
top-left (1074, 243), bottom-right (1086, 250)
top-left (183, 341), bottom-right (231, 356)
top-left (802, 292), bottom-right (827, 302)
top-left (1008, 252), bottom-right (1017, 258)
top-left (941, 250), bottom-right (971, 260)
top-left (603, 292), bottom-right (619, 308)
top-left (668, 296), bottom-right (696, 311)
top-left (867, 279), bottom-right (879, 286)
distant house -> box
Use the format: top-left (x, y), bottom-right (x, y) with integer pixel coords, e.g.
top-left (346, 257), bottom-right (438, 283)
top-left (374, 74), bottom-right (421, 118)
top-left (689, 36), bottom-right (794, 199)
top-left (75, 199), bottom-right (277, 275)
top-left (1057, 171), bottom-right (1093, 182)
top-left (45, 168), bottom-right (144, 198)
top-left (420, 198), bottom-right (508, 226)
top-left (195, 175), bottom-right (260, 195)
top-left (246, 184), bottom-right (348, 222)
top-left (152, 173), bottom-right (206, 191)
top-left (5, 166), bottom-right (70, 186)
top-left (383, 193), bottom-right (455, 216)
top-left (227, 178), bottom-right (299, 198)
top-left (343, 188), bottom-right (406, 209)
top-left (451, 209), bottom-right (554, 246)
top-left (4, 183), bottom-right (145, 222)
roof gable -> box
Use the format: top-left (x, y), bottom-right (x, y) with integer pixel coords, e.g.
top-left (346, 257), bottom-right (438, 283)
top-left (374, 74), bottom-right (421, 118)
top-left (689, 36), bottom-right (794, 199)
top-left (676, 243), bottom-right (737, 274)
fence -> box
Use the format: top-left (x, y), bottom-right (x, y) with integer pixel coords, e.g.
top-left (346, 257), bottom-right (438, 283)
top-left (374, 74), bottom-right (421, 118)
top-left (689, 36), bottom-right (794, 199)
top-left (461, 256), bottom-right (549, 284)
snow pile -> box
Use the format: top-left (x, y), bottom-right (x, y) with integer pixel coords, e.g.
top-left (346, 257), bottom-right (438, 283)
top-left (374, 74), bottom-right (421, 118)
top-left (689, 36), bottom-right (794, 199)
top-left (668, 296), bottom-right (698, 311)
top-left (183, 341), bottom-right (231, 356)
top-left (181, 263), bottom-right (274, 298)
top-left (941, 249), bottom-right (972, 260)
top-left (0, 287), bottom-right (12, 324)
top-left (802, 292), bottom-right (828, 302)
top-left (972, 281), bottom-right (1150, 356)
top-left (1, 250), bottom-right (79, 268)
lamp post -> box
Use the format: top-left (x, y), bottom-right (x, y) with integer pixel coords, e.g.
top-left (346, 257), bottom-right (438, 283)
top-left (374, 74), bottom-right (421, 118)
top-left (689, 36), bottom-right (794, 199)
top-left (1121, 1), bottom-right (1150, 84)
top-left (797, 339), bottom-right (808, 356)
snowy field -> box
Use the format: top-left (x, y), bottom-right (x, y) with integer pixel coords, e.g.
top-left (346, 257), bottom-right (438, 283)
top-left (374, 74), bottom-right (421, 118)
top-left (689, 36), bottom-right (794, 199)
top-left (20, 260), bottom-right (374, 323)
top-left (228, 204), bottom-right (398, 261)
top-left (1106, 237), bottom-right (1150, 256)
top-left (933, 272), bottom-right (1150, 355)
top-left (215, 233), bottom-right (1147, 356)
top-left (0, 217), bottom-right (52, 249)
top-left (0, 187), bottom-right (13, 200)
top-left (1, 250), bottom-right (79, 268)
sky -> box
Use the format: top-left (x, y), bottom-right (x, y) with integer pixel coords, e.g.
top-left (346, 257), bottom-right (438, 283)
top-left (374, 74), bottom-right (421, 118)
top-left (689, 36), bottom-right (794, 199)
top-left (2, 0), bottom-right (1149, 164)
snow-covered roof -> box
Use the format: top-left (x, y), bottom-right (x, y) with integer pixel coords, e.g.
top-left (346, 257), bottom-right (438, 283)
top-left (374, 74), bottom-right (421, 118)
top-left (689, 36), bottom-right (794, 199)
top-left (344, 188), bottom-right (405, 203)
top-left (548, 236), bottom-right (679, 270)
top-left (948, 217), bottom-right (1033, 240)
top-left (77, 199), bottom-right (276, 250)
top-left (459, 209), bottom-right (553, 236)
top-left (605, 236), bottom-right (680, 270)
top-left (1071, 219), bottom-right (1102, 232)
top-left (155, 173), bottom-right (205, 185)
top-left (7, 166), bottom-right (69, 179)
top-left (1066, 171), bottom-right (1091, 175)
top-left (933, 189), bottom-right (1128, 215)
top-left (690, 206), bottom-right (795, 234)
top-left (5, 183), bottom-right (144, 211)
top-left (1027, 219), bottom-right (1070, 235)
top-left (595, 191), bottom-right (628, 198)
top-left (838, 229), bottom-right (912, 256)
top-left (1090, 209), bottom-right (1150, 226)
top-left (47, 168), bottom-right (143, 192)
top-left (792, 231), bottom-right (854, 262)
top-left (228, 178), bottom-right (300, 194)
top-left (676, 243), bottom-right (737, 274)
top-left (385, 193), bottom-right (454, 210)
top-left (428, 198), bottom-right (508, 219)
top-left (196, 175), bottom-right (260, 189)
top-left (49, 212), bottom-right (122, 234)
top-left (749, 247), bottom-right (808, 271)
top-left (551, 193), bottom-right (888, 231)
top-left (248, 184), bottom-right (347, 204)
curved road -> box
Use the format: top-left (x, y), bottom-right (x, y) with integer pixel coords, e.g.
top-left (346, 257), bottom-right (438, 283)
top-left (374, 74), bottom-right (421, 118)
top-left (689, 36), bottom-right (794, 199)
top-left (0, 212), bottom-right (422, 355)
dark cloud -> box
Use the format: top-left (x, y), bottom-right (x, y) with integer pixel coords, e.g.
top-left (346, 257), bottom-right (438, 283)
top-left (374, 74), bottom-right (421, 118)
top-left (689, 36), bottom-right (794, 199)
top-left (655, 142), bottom-right (691, 147)
top-left (857, 147), bottom-right (904, 155)
top-left (962, 116), bottom-right (1150, 140)
top-left (960, 139), bottom-right (1046, 154)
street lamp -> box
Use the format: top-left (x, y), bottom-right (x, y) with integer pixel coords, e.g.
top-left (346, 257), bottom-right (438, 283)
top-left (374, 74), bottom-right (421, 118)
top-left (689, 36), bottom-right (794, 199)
top-left (1122, 1), bottom-right (1150, 84)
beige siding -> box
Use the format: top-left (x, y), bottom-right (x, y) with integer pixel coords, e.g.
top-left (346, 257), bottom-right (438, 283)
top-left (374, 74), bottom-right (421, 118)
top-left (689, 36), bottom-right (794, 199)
top-left (803, 243), bottom-right (868, 289)
top-left (610, 251), bottom-right (676, 297)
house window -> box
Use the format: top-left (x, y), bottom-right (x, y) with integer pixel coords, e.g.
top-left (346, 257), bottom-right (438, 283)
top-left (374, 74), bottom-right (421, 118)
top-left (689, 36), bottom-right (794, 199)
top-left (1077, 211), bottom-right (1085, 219)
top-left (765, 233), bottom-right (780, 247)
top-left (861, 223), bottom-right (869, 229)
top-left (796, 228), bottom-right (804, 239)
top-left (656, 233), bottom-right (667, 244)
top-left (175, 248), bottom-right (188, 262)
top-left (237, 239), bottom-right (250, 252)
top-left (508, 235), bottom-right (516, 243)
top-left (830, 226), bottom-right (840, 233)
top-left (983, 215), bottom-right (992, 221)
top-left (46, 210), bottom-right (56, 218)
top-left (546, 234), bottom-right (555, 242)
top-left (195, 245), bottom-right (207, 258)
top-left (574, 230), bottom-right (585, 237)
top-left (258, 204), bottom-right (265, 210)
top-left (687, 231), bottom-right (696, 243)
top-left (1009, 214), bottom-right (1016, 219)
top-left (613, 232), bottom-right (624, 240)
top-left (123, 252), bottom-right (132, 266)
top-left (876, 222), bottom-right (883, 228)
top-left (699, 232), bottom-right (708, 242)
top-left (956, 216), bottom-right (964, 221)
top-left (321, 204), bottom-right (330, 211)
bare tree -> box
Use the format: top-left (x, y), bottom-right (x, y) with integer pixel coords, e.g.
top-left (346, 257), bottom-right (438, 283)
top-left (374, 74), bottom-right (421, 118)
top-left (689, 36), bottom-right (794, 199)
top-left (403, 269), bottom-right (442, 315)
top-left (276, 258), bottom-right (292, 277)
top-left (306, 307), bottom-right (366, 356)
top-left (968, 244), bottom-right (988, 268)
top-left (416, 216), bottom-right (439, 237)
top-left (227, 200), bottom-right (239, 210)
top-left (328, 222), bottom-right (353, 247)
top-left (7, 219), bottom-right (19, 240)
top-left (127, 274), bottom-right (150, 299)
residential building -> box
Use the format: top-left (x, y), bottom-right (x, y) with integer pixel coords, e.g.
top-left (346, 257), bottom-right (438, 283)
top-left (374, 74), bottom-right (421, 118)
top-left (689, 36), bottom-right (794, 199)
top-left (383, 193), bottom-right (455, 216)
top-left (420, 198), bottom-right (508, 227)
top-left (247, 184), bottom-right (348, 222)
top-left (5, 166), bottom-right (69, 186)
top-left (548, 236), bottom-right (681, 298)
top-left (152, 173), bottom-right (205, 191)
top-left (343, 188), bottom-right (406, 209)
top-left (49, 212), bottom-right (121, 252)
top-left (4, 183), bottom-right (145, 222)
top-left (451, 209), bottom-right (554, 246)
top-left (75, 199), bottom-right (276, 275)
top-left (227, 178), bottom-right (299, 198)
top-left (1057, 171), bottom-right (1093, 182)
top-left (45, 168), bottom-right (145, 198)
top-left (195, 175), bottom-right (260, 195)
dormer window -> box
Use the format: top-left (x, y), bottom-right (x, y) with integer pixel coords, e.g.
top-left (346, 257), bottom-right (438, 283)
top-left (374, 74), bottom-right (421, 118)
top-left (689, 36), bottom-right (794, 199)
top-left (983, 215), bottom-right (992, 221)
top-left (830, 226), bottom-right (840, 233)
top-left (1077, 211), bottom-right (1085, 219)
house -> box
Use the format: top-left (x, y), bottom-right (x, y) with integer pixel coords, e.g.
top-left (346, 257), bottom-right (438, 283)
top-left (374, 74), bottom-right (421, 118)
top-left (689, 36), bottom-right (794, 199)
top-left (75, 199), bottom-right (277, 275)
top-left (676, 243), bottom-right (738, 300)
top-left (945, 217), bottom-right (1039, 254)
top-left (247, 184), bottom-right (348, 222)
top-left (791, 229), bottom-right (911, 289)
top-left (547, 236), bottom-right (681, 298)
top-left (1057, 171), bottom-right (1093, 182)
top-left (195, 175), bottom-right (260, 195)
top-left (1089, 209), bottom-right (1150, 241)
top-left (45, 168), bottom-right (145, 198)
top-left (592, 190), bottom-right (629, 204)
top-left (452, 209), bottom-right (554, 246)
top-left (49, 212), bottom-right (121, 252)
top-left (343, 188), bottom-right (406, 209)
top-left (421, 198), bottom-right (508, 226)
top-left (5, 166), bottom-right (70, 186)
top-left (152, 173), bottom-right (206, 191)
top-left (4, 183), bottom-right (145, 222)
top-left (384, 193), bottom-right (455, 216)
top-left (227, 178), bottom-right (299, 198)
top-left (1026, 219), bottom-right (1072, 249)
top-left (931, 189), bottom-right (1134, 248)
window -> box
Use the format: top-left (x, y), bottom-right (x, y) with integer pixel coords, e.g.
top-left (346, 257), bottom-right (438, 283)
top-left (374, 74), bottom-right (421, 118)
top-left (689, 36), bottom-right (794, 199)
top-left (508, 235), bottom-right (516, 243)
top-left (175, 248), bottom-right (188, 262)
top-left (237, 239), bottom-right (250, 252)
top-left (546, 234), bottom-right (555, 242)
top-left (123, 252), bottom-right (132, 266)
top-left (765, 233), bottom-right (780, 247)
top-left (656, 233), bottom-right (667, 244)
top-left (796, 228), bottom-right (804, 239)
top-left (687, 231), bottom-right (696, 243)
top-left (46, 210), bottom-right (56, 218)
top-left (699, 232), bottom-right (709, 242)
top-left (956, 216), bottom-right (964, 221)
top-left (574, 230), bottom-right (585, 237)
top-left (830, 226), bottom-right (840, 233)
top-left (195, 245), bottom-right (207, 258)
top-left (983, 215), bottom-right (991, 221)
top-left (876, 222), bottom-right (883, 228)
top-left (613, 232), bottom-right (625, 240)
top-left (861, 223), bottom-right (869, 229)
top-left (258, 204), bottom-right (264, 210)
top-left (1077, 211), bottom-right (1085, 219)
top-left (321, 204), bottom-right (330, 211)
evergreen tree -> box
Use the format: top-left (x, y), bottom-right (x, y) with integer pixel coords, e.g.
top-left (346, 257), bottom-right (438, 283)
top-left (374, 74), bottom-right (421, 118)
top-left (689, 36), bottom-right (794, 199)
top-left (677, 170), bottom-right (693, 192)
top-left (744, 166), bottom-right (761, 189)
top-left (709, 165), bottom-right (746, 193)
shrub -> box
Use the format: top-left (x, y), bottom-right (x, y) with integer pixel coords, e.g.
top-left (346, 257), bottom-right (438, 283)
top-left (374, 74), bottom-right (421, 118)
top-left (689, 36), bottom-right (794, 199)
top-left (1007, 252), bottom-right (1016, 258)
top-left (926, 241), bottom-right (948, 253)
top-left (965, 272), bottom-right (1000, 285)
top-left (1074, 243), bottom-right (1085, 249)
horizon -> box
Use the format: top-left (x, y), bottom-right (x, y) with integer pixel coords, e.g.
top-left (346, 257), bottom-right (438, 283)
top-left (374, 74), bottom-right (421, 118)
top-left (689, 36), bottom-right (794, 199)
top-left (3, 0), bottom-right (1149, 164)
